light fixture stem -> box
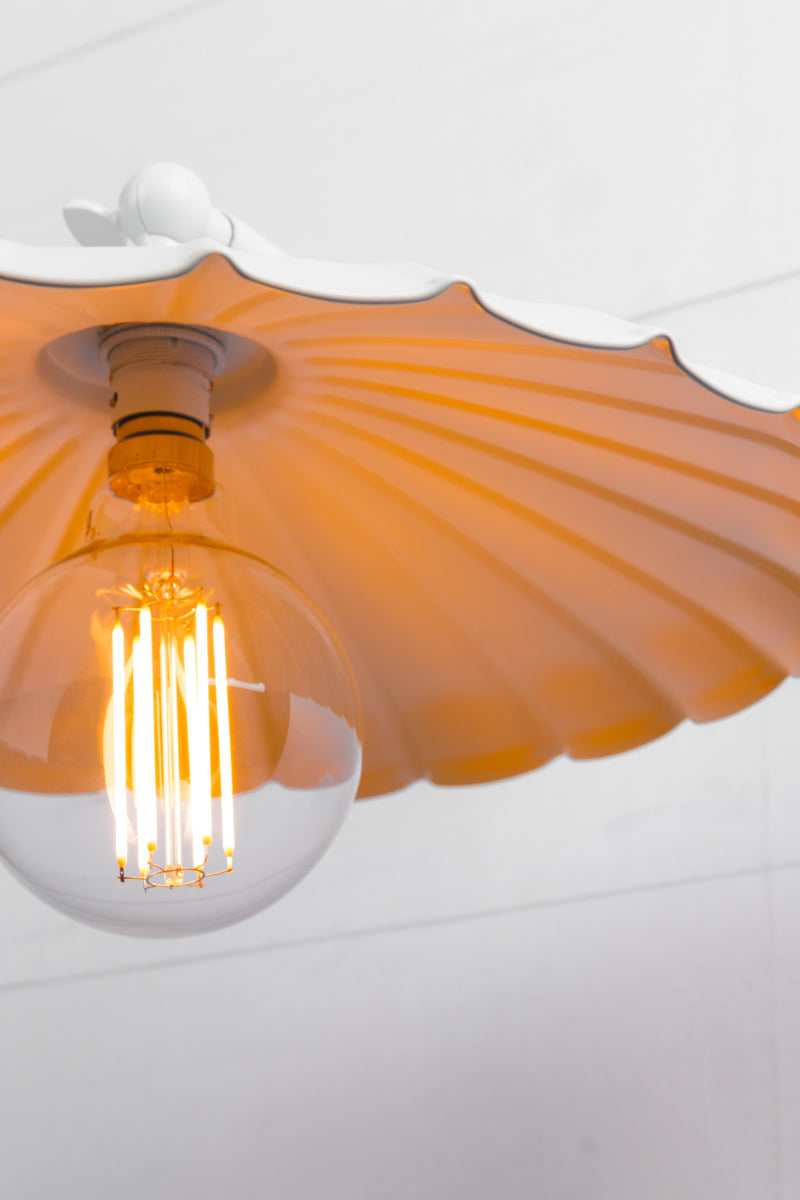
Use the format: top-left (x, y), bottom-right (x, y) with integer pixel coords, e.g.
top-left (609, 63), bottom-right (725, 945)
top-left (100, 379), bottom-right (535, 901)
top-left (101, 323), bottom-right (225, 504)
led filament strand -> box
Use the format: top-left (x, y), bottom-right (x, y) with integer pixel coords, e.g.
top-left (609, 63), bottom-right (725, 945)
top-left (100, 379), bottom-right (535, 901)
top-left (110, 600), bottom-right (233, 885)
top-left (111, 620), bottom-right (127, 868)
top-left (213, 613), bottom-right (235, 864)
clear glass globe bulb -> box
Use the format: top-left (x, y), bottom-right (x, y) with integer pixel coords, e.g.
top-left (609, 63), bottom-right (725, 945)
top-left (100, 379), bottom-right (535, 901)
top-left (0, 485), bottom-right (362, 936)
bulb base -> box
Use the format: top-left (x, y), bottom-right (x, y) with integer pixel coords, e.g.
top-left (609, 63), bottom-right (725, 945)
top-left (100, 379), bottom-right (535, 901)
top-left (108, 430), bottom-right (215, 503)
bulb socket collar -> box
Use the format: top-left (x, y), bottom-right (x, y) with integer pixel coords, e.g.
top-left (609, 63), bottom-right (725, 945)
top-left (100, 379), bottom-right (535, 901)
top-left (108, 432), bottom-right (215, 503)
top-left (103, 323), bottom-right (223, 503)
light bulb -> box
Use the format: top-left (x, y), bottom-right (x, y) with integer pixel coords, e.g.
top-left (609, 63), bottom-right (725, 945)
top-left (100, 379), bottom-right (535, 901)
top-left (0, 324), bottom-right (362, 936)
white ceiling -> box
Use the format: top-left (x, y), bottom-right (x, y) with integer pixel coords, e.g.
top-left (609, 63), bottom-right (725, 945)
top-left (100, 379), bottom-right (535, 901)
top-left (2, 2), bottom-right (800, 1197)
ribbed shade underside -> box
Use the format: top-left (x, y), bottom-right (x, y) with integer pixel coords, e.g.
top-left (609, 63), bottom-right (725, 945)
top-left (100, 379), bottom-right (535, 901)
top-left (1, 252), bottom-right (799, 798)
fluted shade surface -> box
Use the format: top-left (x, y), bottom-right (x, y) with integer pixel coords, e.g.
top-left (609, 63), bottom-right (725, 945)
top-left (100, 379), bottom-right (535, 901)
top-left (0, 247), bottom-right (798, 797)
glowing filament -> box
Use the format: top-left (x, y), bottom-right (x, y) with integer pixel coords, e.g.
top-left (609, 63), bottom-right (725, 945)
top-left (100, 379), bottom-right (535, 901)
top-left (184, 635), bottom-right (205, 869)
top-left (168, 638), bottom-right (182, 868)
top-left (194, 603), bottom-right (213, 847)
top-left (213, 612), bottom-right (234, 864)
top-left (111, 618), bottom-right (127, 868)
top-left (158, 633), bottom-right (182, 882)
top-left (132, 629), bottom-right (157, 874)
top-left (107, 591), bottom-right (236, 887)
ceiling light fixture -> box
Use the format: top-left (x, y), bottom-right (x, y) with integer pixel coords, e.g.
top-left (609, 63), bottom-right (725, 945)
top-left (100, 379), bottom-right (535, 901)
top-left (0, 162), bottom-right (796, 937)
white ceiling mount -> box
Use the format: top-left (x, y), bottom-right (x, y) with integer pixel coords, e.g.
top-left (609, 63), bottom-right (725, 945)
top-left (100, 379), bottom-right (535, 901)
top-left (38, 322), bottom-right (277, 419)
top-left (64, 162), bottom-right (285, 255)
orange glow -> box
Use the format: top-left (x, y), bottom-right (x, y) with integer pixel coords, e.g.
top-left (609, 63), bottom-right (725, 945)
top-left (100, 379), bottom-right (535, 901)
top-left (111, 618), bottom-right (127, 869)
top-left (106, 594), bottom-right (235, 886)
top-left (213, 612), bottom-right (234, 863)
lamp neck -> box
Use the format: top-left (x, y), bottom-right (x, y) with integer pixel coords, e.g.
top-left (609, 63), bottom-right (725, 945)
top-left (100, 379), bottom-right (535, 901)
top-left (101, 324), bottom-right (225, 504)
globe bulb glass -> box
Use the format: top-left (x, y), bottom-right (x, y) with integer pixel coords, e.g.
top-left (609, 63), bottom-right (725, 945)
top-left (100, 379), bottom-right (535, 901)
top-left (0, 484), bottom-right (362, 936)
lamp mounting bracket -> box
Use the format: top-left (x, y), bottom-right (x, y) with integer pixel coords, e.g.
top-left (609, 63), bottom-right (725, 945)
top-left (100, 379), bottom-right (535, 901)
top-left (63, 162), bottom-right (284, 255)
